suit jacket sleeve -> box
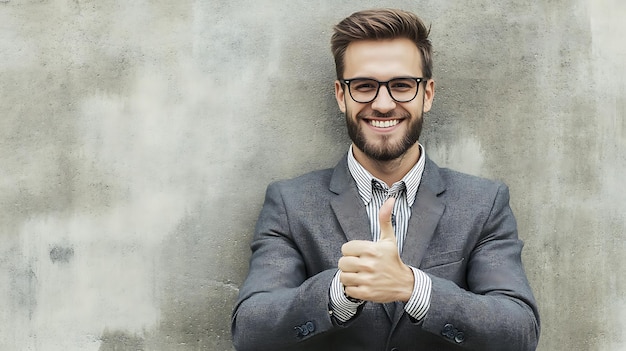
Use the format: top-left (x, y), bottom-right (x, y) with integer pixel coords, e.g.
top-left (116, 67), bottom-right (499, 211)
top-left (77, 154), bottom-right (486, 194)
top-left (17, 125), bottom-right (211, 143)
top-left (419, 183), bottom-right (540, 350)
top-left (231, 181), bottom-right (339, 351)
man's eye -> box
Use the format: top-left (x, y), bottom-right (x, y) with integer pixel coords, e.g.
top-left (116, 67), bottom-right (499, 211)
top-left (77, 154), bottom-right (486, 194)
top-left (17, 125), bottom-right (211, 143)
top-left (353, 81), bottom-right (377, 91)
top-left (390, 80), bottom-right (415, 90)
top-left (391, 83), bottom-right (410, 89)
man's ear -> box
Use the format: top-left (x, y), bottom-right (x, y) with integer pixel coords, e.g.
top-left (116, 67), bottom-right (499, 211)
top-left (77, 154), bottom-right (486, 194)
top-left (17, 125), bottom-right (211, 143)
top-left (334, 80), bottom-right (346, 113)
top-left (423, 78), bottom-right (435, 113)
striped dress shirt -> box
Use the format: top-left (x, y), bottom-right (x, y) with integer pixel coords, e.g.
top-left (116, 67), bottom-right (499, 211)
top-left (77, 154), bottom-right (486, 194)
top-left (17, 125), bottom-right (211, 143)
top-left (329, 144), bottom-right (432, 323)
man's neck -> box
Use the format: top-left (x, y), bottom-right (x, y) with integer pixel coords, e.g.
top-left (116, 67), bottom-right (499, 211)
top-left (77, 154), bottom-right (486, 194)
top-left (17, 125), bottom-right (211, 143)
top-left (352, 143), bottom-right (421, 186)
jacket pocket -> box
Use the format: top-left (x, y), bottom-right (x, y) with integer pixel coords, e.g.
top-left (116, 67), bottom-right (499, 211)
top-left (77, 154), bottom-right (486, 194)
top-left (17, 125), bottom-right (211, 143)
top-left (419, 249), bottom-right (464, 270)
top-left (420, 250), bottom-right (466, 285)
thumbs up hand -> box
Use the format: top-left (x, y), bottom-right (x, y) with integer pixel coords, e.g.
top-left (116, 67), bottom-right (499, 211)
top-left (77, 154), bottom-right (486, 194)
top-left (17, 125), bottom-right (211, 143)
top-left (338, 197), bottom-right (415, 303)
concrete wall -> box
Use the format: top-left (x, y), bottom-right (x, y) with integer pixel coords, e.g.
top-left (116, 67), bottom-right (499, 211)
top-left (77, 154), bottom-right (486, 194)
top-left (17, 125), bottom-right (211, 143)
top-left (1, 0), bottom-right (624, 350)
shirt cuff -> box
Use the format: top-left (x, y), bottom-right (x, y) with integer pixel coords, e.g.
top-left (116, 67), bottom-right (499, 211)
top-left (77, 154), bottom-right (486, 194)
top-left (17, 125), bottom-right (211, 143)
top-left (329, 270), bottom-right (364, 323)
top-left (404, 266), bottom-right (432, 321)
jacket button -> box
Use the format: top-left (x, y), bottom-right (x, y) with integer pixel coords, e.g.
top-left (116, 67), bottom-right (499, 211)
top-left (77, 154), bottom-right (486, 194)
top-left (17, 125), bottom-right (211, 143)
top-left (442, 323), bottom-right (455, 339)
top-left (306, 321), bottom-right (315, 332)
top-left (390, 348), bottom-right (399, 351)
top-left (454, 331), bottom-right (465, 343)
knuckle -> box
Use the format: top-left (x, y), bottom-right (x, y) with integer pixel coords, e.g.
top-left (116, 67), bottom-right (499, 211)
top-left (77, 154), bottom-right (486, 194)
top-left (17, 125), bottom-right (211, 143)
top-left (344, 286), bottom-right (357, 296)
top-left (356, 260), bottom-right (375, 273)
top-left (361, 246), bottom-right (377, 257)
top-left (341, 243), bottom-right (349, 255)
top-left (338, 257), bottom-right (351, 271)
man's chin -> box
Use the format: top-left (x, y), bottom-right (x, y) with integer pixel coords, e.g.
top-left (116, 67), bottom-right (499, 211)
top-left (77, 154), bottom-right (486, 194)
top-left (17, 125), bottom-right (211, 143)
top-left (361, 144), bottom-right (407, 162)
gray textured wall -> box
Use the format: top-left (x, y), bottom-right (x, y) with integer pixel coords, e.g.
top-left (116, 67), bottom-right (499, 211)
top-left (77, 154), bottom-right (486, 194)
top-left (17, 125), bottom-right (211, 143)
top-left (1, 0), bottom-right (624, 350)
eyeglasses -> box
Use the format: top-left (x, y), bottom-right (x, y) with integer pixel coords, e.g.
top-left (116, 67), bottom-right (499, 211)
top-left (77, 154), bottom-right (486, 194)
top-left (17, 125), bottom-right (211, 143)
top-left (341, 77), bottom-right (427, 103)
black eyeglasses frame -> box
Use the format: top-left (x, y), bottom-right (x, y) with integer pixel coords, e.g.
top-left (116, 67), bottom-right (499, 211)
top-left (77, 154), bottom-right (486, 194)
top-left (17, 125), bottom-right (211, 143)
top-left (341, 77), bottom-right (428, 103)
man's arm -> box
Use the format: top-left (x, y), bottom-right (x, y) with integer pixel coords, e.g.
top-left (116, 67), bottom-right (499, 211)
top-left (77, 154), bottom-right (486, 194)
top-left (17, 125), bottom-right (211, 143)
top-left (419, 183), bottom-right (540, 350)
top-left (231, 182), bottom-right (338, 351)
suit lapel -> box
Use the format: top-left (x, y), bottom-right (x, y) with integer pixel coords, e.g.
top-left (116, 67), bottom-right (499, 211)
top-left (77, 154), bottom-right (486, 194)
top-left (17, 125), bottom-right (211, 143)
top-left (400, 156), bottom-right (446, 268)
top-left (329, 155), bottom-right (371, 242)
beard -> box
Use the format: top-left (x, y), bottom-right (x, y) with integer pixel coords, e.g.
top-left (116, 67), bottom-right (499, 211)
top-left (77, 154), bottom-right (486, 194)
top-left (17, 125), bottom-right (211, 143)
top-left (345, 107), bottom-right (423, 162)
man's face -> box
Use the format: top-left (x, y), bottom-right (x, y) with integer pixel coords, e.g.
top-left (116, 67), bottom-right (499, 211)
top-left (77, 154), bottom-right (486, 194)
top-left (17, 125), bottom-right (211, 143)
top-left (334, 38), bottom-right (435, 162)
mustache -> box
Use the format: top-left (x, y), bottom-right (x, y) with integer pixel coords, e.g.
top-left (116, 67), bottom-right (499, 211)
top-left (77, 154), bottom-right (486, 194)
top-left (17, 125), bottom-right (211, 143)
top-left (356, 110), bottom-right (410, 119)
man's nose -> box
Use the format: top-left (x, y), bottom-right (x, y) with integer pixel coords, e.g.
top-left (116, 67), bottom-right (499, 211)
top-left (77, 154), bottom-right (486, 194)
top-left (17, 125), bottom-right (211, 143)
top-left (371, 85), bottom-right (396, 114)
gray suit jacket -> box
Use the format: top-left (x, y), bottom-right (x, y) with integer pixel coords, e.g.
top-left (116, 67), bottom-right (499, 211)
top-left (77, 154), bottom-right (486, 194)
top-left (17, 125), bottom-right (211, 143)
top-left (232, 155), bottom-right (540, 350)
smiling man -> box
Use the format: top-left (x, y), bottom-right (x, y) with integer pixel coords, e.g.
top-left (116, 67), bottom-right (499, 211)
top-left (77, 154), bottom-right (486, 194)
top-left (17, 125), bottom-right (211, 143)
top-left (232, 9), bottom-right (540, 351)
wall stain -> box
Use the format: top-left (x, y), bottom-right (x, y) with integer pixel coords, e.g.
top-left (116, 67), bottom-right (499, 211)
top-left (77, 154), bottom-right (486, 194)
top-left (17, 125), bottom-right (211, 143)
top-left (152, 203), bottom-right (240, 350)
top-left (10, 266), bottom-right (38, 320)
top-left (49, 245), bottom-right (74, 264)
top-left (99, 330), bottom-right (145, 351)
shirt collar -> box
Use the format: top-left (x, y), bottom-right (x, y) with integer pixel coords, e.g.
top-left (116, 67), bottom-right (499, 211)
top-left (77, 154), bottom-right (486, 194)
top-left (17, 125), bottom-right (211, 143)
top-left (347, 144), bottom-right (426, 207)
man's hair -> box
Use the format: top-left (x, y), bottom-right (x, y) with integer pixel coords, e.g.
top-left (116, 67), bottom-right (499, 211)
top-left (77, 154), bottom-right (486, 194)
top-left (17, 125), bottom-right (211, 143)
top-left (331, 8), bottom-right (432, 80)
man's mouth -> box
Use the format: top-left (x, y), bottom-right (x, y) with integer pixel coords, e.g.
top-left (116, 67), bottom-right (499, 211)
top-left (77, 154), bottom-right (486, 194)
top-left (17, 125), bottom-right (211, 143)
top-left (369, 119), bottom-right (400, 128)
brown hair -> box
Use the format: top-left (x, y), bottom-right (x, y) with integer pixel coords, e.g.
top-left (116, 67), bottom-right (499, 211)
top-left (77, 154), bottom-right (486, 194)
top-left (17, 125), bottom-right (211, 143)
top-left (331, 8), bottom-right (432, 79)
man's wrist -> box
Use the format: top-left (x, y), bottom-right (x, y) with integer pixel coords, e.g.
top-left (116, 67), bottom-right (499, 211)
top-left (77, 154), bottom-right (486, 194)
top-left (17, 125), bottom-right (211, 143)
top-left (329, 270), bottom-right (364, 323)
top-left (344, 287), bottom-right (364, 304)
top-left (399, 263), bottom-right (416, 302)
top-left (404, 266), bottom-right (432, 321)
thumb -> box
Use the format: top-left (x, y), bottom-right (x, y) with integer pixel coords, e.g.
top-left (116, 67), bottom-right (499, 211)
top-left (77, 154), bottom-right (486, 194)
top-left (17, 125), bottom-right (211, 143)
top-left (378, 197), bottom-right (396, 242)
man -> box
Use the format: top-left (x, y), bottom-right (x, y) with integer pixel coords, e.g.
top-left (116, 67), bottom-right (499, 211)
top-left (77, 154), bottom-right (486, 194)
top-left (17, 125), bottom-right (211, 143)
top-left (232, 8), bottom-right (540, 351)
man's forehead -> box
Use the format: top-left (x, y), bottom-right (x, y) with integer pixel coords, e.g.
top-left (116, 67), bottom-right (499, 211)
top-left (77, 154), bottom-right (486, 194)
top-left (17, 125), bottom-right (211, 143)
top-left (343, 38), bottom-right (423, 77)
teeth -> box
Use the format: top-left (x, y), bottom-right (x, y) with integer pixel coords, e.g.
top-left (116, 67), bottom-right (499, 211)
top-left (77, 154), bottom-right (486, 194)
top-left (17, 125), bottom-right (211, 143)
top-left (370, 120), bottom-right (399, 128)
